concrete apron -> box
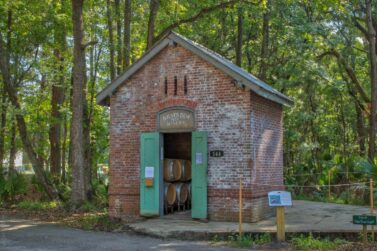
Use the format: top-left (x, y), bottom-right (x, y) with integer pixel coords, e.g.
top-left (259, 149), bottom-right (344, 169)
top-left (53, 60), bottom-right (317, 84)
top-left (128, 200), bottom-right (372, 240)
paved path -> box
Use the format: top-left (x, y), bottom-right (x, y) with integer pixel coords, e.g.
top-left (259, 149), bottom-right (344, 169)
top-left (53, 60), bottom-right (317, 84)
top-left (0, 217), bottom-right (243, 251)
top-left (129, 200), bottom-right (371, 238)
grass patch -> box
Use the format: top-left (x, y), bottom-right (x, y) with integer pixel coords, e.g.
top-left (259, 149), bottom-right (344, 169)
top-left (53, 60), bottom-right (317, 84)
top-left (16, 201), bottom-right (61, 210)
top-left (64, 213), bottom-right (123, 232)
top-left (290, 234), bottom-right (347, 250)
top-left (212, 233), bottom-right (271, 249)
top-left (294, 193), bottom-right (366, 206)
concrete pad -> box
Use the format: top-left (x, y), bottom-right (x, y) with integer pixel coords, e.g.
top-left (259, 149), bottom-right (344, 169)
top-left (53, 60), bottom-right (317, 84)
top-left (128, 200), bottom-right (372, 239)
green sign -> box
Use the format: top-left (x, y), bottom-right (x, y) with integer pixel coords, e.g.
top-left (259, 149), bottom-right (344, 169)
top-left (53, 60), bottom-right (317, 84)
top-left (353, 215), bottom-right (377, 225)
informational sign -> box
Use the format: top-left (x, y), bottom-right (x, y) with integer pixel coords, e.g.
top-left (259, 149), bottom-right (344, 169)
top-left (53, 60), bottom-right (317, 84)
top-left (268, 191), bottom-right (292, 207)
top-left (195, 153), bottom-right (203, 165)
top-left (158, 108), bottom-right (194, 132)
top-left (145, 166), bottom-right (154, 178)
top-left (353, 215), bottom-right (377, 225)
top-left (210, 150), bottom-right (224, 157)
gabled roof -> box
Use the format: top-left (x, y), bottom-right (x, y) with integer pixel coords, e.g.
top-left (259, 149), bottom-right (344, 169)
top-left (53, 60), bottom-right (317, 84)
top-left (96, 32), bottom-right (293, 107)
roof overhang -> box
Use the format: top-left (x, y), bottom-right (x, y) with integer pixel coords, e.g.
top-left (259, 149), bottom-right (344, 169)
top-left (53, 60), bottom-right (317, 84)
top-left (96, 32), bottom-right (294, 107)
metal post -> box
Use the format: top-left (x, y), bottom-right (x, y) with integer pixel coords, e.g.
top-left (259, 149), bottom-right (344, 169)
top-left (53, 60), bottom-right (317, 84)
top-left (371, 178), bottom-right (375, 241)
top-left (239, 176), bottom-right (243, 237)
top-left (328, 170), bottom-right (331, 199)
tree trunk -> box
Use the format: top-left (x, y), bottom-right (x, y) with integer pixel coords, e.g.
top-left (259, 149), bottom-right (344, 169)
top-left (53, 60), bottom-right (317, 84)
top-left (114, 0), bottom-right (122, 75)
top-left (123, 0), bottom-right (131, 69)
top-left (71, 0), bottom-right (90, 205)
top-left (106, 0), bottom-right (115, 80)
top-left (0, 10), bottom-right (12, 177)
top-left (61, 114), bottom-right (68, 183)
top-left (0, 33), bottom-right (59, 200)
top-left (49, 1), bottom-right (67, 180)
top-left (366, 0), bottom-right (377, 161)
top-left (0, 86), bottom-right (6, 176)
top-left (147, 0), bottom-right (160, 50)
top-left (258, 0), bottom-right (270, 81)
top-left (236, 7), bottom-right (243, 67)
top-left (355, 101), bottom-right (366, 155)
top-left (9, 118), bottom-right (16, 175)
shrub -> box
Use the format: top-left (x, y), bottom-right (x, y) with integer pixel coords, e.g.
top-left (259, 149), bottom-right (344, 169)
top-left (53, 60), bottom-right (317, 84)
top-left (0, 173), bottom-right (28, 201)
top-left (291, 234), bottom-right (346, 250)
top-left (16, 201), bottom-right (61, 210)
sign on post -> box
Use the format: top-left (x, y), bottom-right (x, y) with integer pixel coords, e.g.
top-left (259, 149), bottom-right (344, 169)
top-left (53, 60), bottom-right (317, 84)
top-left (352, 215), bottom-right (377, 244)
top-left (268, 191), bottom-right (292, 242)
top-left (353, 215), bottom-right (377, 225)
top-left (268, 191), bottom-right (292, 207)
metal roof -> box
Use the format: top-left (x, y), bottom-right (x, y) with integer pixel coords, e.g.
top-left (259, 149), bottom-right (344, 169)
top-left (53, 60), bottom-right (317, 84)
top-left (96, 32), bottom-right (293, 107)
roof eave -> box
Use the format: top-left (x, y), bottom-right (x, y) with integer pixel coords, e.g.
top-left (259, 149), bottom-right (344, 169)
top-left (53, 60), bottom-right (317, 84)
top-left (169, 33), bottom-right (293, 107)
top-left (96, 38), bottom-right (171, 106)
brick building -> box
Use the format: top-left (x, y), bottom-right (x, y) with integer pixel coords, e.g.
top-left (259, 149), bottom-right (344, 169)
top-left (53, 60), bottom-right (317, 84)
top-left (97, 32), bottom-right (293, 222)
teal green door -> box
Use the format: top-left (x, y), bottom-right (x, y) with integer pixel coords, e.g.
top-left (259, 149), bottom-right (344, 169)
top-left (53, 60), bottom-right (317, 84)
top-left (140, 132), bottom-right (162, 217)
top-left (191, 131), bottom-right (208, 219)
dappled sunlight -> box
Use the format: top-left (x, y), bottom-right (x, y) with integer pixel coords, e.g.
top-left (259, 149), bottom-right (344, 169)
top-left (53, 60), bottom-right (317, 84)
top-left (0, 223), bottom-right (36, 232)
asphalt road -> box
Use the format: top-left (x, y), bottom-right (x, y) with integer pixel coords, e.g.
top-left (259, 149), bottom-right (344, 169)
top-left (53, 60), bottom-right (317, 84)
top-left (0, 217), bottom-right (244, 251)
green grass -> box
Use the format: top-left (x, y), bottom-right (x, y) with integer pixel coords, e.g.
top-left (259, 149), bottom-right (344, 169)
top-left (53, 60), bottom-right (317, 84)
top-left (294, 193), bottom-right (366, 206)
top-left (290, 234), bottom-right (347, 250)
top-left (16, 201), bottom-right (61, 210)
top-left (67, 213), bottom-right (122, 231)
top-left (211, 233), bottom-right (271, 249)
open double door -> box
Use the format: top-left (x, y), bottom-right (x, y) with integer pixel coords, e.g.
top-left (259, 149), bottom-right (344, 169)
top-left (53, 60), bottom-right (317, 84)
top-left (139, 131), bottom-right (207, 219)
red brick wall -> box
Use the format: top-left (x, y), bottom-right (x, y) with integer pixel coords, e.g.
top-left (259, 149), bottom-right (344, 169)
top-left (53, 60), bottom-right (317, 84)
top-left (109, 43), bottom-right (283, 222)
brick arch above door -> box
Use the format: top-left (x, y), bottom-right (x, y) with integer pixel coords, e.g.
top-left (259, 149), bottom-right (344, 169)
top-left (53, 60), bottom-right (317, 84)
top-left (157, 97), bottom-right (198, 111)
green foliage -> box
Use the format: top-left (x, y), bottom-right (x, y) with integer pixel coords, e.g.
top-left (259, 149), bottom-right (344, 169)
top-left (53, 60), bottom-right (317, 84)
top-left (0, 173), bottom-right (28, 201)
top-left (221, 233), bottom-right (271, 248)
top-left (69, 213), bottom-right (122, 231)
top-left (91, 180), bottom-right (108, 209)
top-left (290, 234), bottom-right (347, 250)
top-left (16, 200), bottom-right (60, 210)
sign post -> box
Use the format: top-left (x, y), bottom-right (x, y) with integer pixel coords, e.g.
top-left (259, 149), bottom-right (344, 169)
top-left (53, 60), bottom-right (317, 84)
top-left (353, 214), bottom-right (377, 244)
top-left (268, 191), bottom-right (292, 242)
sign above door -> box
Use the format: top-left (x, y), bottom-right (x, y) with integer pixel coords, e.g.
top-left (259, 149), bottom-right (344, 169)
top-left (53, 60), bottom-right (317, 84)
top-left (158, 107), bottom-right (195, 132)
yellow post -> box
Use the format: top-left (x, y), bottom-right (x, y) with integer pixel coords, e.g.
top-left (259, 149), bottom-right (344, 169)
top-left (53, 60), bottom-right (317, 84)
top-left (371, 178), bottom-right (375, 241)
top-left (328, 170), bottom-right (331, 199)
top-left (239, 176), bottom-right (243, 237)
top-left (276, 206), bottom-right (285, 241)
top-left (363, 224), bottom-right (368, 244)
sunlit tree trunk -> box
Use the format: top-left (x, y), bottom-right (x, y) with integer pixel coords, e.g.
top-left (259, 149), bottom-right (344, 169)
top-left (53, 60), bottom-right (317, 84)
top-left (123, 0), bottom-right (131, 69)
top-left (258, 0), bottom-right (270, 81)
top-left (236, 7), bottom-right (243, 67)
top-left (147, 0), bottom-right (160, 50)
top-left (71, 0), bottom-right (90, 205)
top-left (366, 0), bottom-right (377, 161)
top-left (106, 0), bottom-right (115, 80)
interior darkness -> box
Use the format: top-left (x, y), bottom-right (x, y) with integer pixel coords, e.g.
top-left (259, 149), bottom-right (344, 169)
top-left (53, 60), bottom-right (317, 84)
top-left (163, 132), bottom-right (192, 218)
top-left (164, 133), bottom-right (191, 160)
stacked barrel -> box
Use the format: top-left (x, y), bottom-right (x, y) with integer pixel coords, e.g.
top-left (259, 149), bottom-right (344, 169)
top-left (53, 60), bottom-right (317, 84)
top-left (163, 159), bottom-right (191, 214)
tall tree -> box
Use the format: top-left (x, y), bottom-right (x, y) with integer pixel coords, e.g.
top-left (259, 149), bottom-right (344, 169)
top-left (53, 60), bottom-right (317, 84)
top-left (106, 0), bottom-right (115, 80)
top-left (0, 32), bottom-right (59, 200)
top-left (123, 0), bottom-right (131, 69)
top-left (366, 0), bottom-right (377, 161)
top-left (258, 0), bottom-right (270, 81)
top-left (49, 0), bottom-right (67, 179)
top-left (147, 0), bottom-right (160, 50)
top-left (236, 6), bottom-right (243, 67)
top-left (114, 0), bottom-right (122, 74)
top-left (0, 9), bottom-right (11, 176)
top-left (71, 0), bottom-right (91, 205)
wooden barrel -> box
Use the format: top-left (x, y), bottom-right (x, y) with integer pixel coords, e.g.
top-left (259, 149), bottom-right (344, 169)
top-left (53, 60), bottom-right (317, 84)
top-left (175, 182), bottom-right (189, 204)
top-left (188, 183), bottom-right (192, 199)
top-left (180, 160), bottom-right (191, 181)
top-left (164, 183), bottom-right (176, 206)
top-left (163, 159), bottom-right (182, 181)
